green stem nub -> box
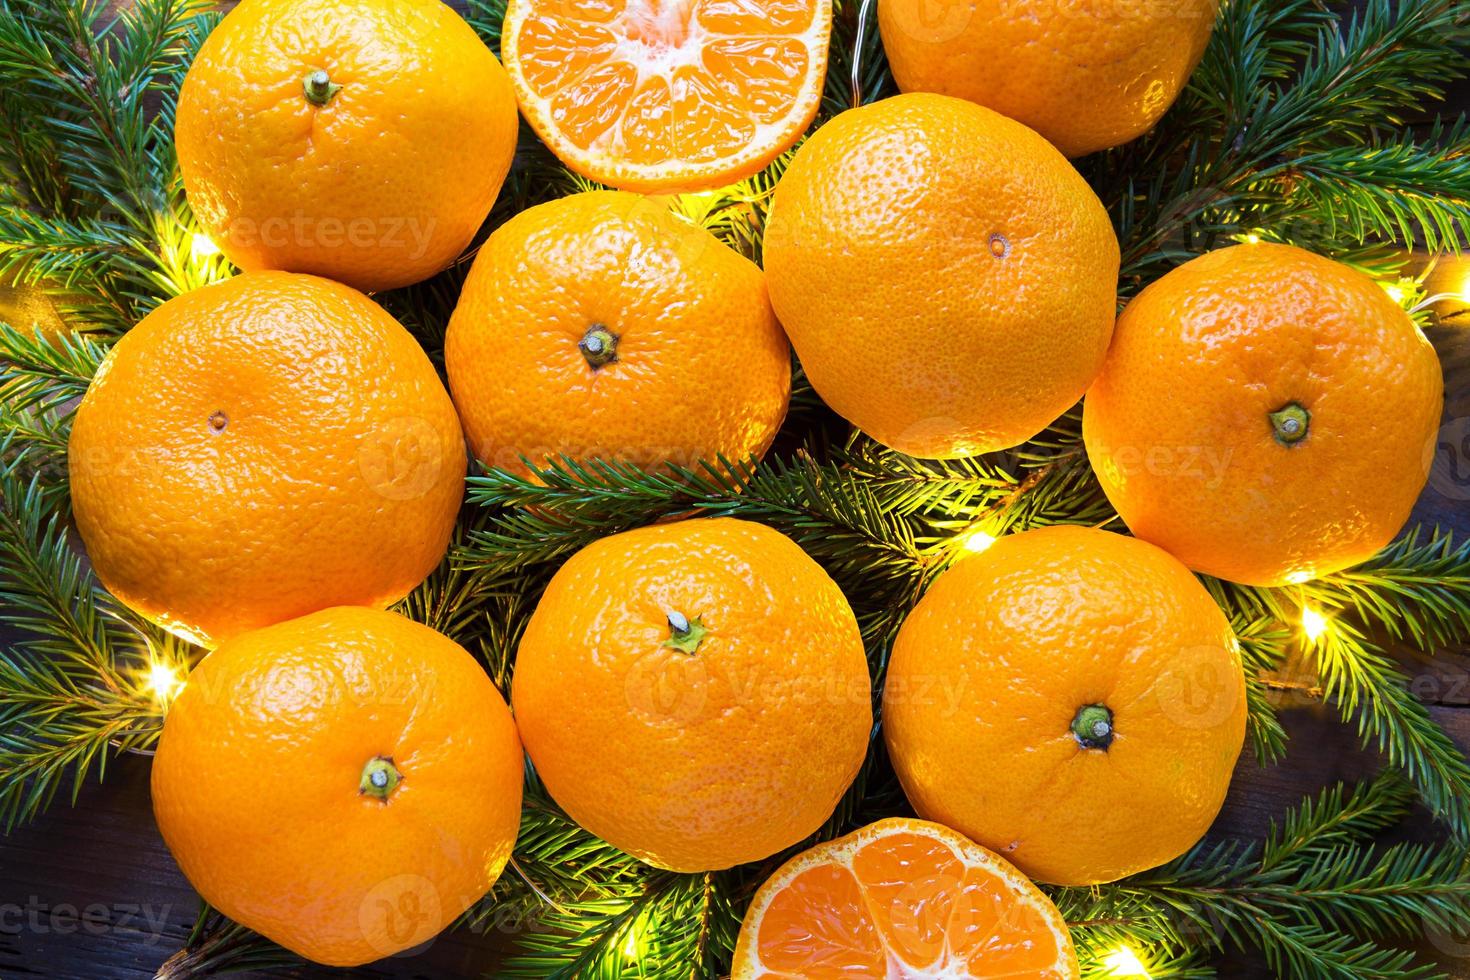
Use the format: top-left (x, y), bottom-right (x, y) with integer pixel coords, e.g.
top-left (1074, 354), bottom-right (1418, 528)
top-left (579, 324), bottom-right (619, 369)
top-left (1269, 402), bottom-right (1310, 446)
top-left (662, 611), bottom-right (708, 655)
top-left (1071, 704), bottom-right (1114, 750)
top-left (360, 756), bottom-right (401, 801)
top-left (303, 69), bottom-right (341, 106)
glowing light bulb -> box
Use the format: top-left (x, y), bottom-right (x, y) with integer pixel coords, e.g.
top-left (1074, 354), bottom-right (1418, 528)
top-left (957, 528), bottom-right (998, 553)
top-left (1301, 606), bottom-right (1330, 642)
top-left (190, 232), bottom-right (221, 259)
top-left (621, 920), bottom-right (645, 961)
top-left (1243, 232), bottom-right (1262, 245)
top-left (1101, 944), bottom-right (1151, 977)
top-left (1381, 281), bottom-right (1407, 304)
top-left (146, 660), bottom-right (183, 705)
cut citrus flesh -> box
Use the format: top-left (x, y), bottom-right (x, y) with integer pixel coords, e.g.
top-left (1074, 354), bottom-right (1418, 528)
top-left (731, 818), bottom-right (1079, 979)
top-left (502, 0), bottom-right (831, 192)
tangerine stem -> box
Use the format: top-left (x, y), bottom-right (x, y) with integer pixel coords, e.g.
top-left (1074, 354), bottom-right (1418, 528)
top-left (579, 324), bottom-right (619, 369)
top-left (303, 69), bottom-right (341, 106)
top-left (360, 756), bottom-right (401, 800)
top-left (1070, 704), bottom-right (1114, 750)
top-left (662, 611), bottom-right (707, 655)
top-left (1269, 402), bottom-right (1310, 446)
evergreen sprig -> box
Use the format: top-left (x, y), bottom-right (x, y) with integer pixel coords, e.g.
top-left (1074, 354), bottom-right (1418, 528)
top-left (0, 462), bottom-right (169, 831)
top-left (0, 0), bottom-right (224, 332)
top-left (1058, 775), bottom-right (1470, 980)
top-left (1101, 0), bottom-right (1470, 289)
top-left (1306, 527), bottom-right (1470, 652)
top-left (1219, 577), bottom-right (1470, 840)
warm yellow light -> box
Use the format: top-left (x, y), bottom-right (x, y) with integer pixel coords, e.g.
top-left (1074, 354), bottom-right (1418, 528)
top-left (1243, 232), bottom-right (1262, 245)
top-left (621, 920), bottom-right (645, 960)
top-left (956, 528), bottom-right (998, 553)
top-left (1101, 944), bottom-right (1151, 977)
top-left (146, 660), bottom-right (184, 705)
top-left (1381, 281), bottom-right (1407, 304)
top-left (1285, 569), bottom-right (1314, 585)
top-left (190, 232), bottom-right (221, 258)
top-left (1301, 606), bottom-right (1330, 642)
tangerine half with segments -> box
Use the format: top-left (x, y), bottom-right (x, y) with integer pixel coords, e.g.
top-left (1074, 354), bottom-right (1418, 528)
top-left (501, 0), bottom-right (831, 192)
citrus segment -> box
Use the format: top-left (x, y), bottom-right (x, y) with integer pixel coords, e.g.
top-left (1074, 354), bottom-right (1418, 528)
top-left (732, 818), bottom-right (1079, 979)
top-left (502, 0), bottom-right (831, 191)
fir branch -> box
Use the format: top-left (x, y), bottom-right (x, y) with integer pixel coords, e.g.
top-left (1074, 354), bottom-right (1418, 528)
top-left (0, 464), bottom-right (167, 830)
top-left (669, 157), bottom-right (786, 262)
top-left (1261, 776), bottom-right (1416, 871)
top-left (502, 870), bottom-right (735, 980)
top-left (1107, 0), bottom-right (1470, 286)
top-left (1306, 527), bottom-right (1470, 652)
top-left (487, 796), bottom-right (739, 980)
top-left (465, 0), bottom-right (507, 55)
top-left (1213, 575), bottom-right (1470, 835)
top-left (0, 321), bottom-right (107, 416)
top-left (462, 454), bottom-right (934, 620)
top-left (0, 0), bottom-right (224, 331)
top-left (1057, 775), bottom-right (1470, 980)
top-left (1229, 611), bottom-right (1292, 764)
top-left (154, 906), bottom-right (303, 979)
top-left (1309, 616), bottom-right (1470, 839)
top-left (1263, 120), bottom-right (1470, 252)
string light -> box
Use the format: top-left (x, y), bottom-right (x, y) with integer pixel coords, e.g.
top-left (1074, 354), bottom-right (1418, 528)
top-left (1301, 606), bottom-right (1330, 642)
top-left (1242, 231), bottom-right (1262, 245)
top-left (954, 527), bottom-right (998, 553)
top-left (144, 658), bottom-right (184, 706)
top-left (1101, 944), bottom-right (1152, 977)
top-left (190, 231), bottom-right (220, 259)
top-left (1410, 261), bottom-right (1470, 314)
top-left (1411, 286), bottom-right (1470, 314)
top-left (621, 918), bottom-right (647, 961)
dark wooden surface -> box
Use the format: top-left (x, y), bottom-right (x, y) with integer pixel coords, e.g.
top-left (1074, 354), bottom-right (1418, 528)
top-left (5, 4), bottom-right (1470, 979)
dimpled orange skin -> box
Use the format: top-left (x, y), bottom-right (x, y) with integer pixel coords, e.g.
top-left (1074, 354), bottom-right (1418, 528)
top-left (511, 518), bottom-right (871, 872)
top-left (445, 191), bottom-right (790, 475)
top-left (68, 272), bottom-right (465, 648)
top-left (884, 526), bottom-right (1245, 886)
top-left (879, 0), bottom-right (1219, 157)
top-left (762, 94), bottom-right (1119, 460)
top-left (1083, 243), bottom-right (1444, 587)
top-left (151, 607), bottom-right (524, 967)
top-left (176, 0), bottom-right (518, 292)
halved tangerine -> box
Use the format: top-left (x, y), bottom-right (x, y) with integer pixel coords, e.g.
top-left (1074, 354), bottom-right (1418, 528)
top-left (501, 0), bottom-right (831, 192)
top-left (731, 818), bottom-right (1079, 979)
